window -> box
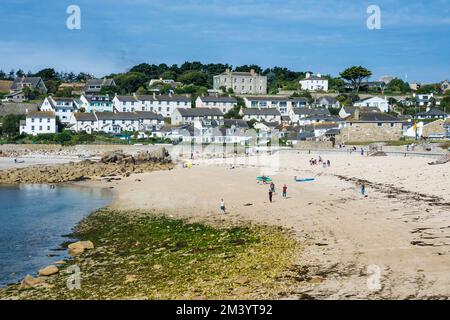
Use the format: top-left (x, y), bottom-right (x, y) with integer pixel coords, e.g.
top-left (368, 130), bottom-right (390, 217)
top-left (47, 126), bottom-right (50, 130)
top-left (377, 123), bottom-right (383, 127)
top-left (31, 126), bottom-right (35, 130)
top-left (390, 123), bottom-right (395, 127)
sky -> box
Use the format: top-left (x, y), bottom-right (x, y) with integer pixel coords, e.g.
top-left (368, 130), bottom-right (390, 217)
top-left (0, 0), bottom-right (449, 83)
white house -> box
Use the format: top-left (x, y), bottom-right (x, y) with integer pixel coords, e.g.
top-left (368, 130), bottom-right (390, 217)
top-left (171, 108), bottom-right (224, 125)
top-left (77, 95), bottom-right (114, 113)
top-left (289, 108), bottom-right (330, 124)
top-left (41, 96), bottom-right (77, 123)
top-left (137, 94), bottom-right (192, 117)
top-left (314, 96), bottom-right (341, 109)
top-left (195, 95), bottom-right (237, 114)
top-left (414, 93), bottom-right (435, 107)
top-left (415, 108), bottom-right (448, 120)
top-left (240, 108), bottom-right (282, 124)
top-left (19, 111), bottom-right (57, 136)
top-left (113, 95), bottom-right (139, 112)
top-left (299, 73), bottom-right (328, 92)
top-left (69, 113), bottom-right (98, 134)
top-left (69, 111), bottom-right (164, 134)
top-left (354, 96), bottom-right (389, 113)
top-left (243, 96), bottom-right (308, 116)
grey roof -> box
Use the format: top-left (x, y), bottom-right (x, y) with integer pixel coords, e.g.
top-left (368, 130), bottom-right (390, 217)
top-left (156, 94), bottom-right (191, 102)
top-left (96, 112), bottom-right (140, 121)
top-left (73, 113), bottom-right (97, 121)
top-left (135, 111), bottom-right (164, 121)
top-left (292, 108), bottom-right (330, 116)
top-left (200, 96), bottom-right (237, 103)
top-left (115, 95), bottom-right (137, 102)
top-left (224, 119), bottom-right (249, 128)
top-left (86, 78), bottom-right (115, 87)
top-left (302, 75), bottom-right (326, 81)
top-left (176, 108), bottom-right (224, 117)
top-left (416, 108), bottom-right (448, 117)
top-left (317, 96), bottom-right (338, 104)
top-left (242, 108), bottom-right (281, 116)
top-left (10, 77), bottom-right (44, 91)
top-left (350, 112), bottom-right (402, 122)
top-left (26, 111), bottom-right (55, 118)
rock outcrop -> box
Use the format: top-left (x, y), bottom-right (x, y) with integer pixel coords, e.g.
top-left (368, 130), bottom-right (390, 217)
top-left (0, 148), bottom-right (174, 184)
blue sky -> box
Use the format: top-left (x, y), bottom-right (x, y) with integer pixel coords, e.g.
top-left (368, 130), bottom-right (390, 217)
top-left (0, 0), bottom-right (449, 82)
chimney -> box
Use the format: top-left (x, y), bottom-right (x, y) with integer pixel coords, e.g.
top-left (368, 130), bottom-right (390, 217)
top-left (317, 73), bottom-right (321, 78)
top-left (426, 107), bottom-right (431, 113)
top-left (225, 68), bottom-right (231, 73)
top-left (354, 108), bottom-right (360, 121)
top-left (153, 92), bottom-right (156, 99)
top-left (305, 72), bottom-right (311, 79)
top-left (250, 69), bottom-right (255, 75)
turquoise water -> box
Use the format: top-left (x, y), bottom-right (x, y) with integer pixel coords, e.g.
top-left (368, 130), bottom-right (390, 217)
top-left (0, 184), bottom-right (113, 287)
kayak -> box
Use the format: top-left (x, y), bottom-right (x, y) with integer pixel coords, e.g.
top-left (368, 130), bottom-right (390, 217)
top-left (257, 176), bottom-right (272, 183)
top-left (295, 178), bottom-right (315, 183)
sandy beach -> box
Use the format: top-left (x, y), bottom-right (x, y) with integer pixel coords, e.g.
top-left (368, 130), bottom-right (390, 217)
top-left (84, 150), bottom-right (450, 299)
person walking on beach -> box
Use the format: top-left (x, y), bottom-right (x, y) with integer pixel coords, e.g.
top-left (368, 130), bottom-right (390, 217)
top-left (282, 184), bottom-right (287, 198)
top-left (268, 189), bottom-right (273, 203)
top-left (270, 182), bottom-right (275, 193)
top-left (361, 184), bottom-right (366, 196)
top-left (220, 199), bottom-right (226, 214)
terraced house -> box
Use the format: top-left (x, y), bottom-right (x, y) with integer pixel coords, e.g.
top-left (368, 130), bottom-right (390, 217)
top-left (195, 95), bottom-right (237, 114)
top-left (171, 108), bottom-right (224, 125)
top-left (240, 108), bottom-right (282, 124)
top-left (77, 95), bottom-right (114, 113)
top-left (41, 96), bottom-right (77, 123)
top-left (69, 111), bottom-right (163, 134)
top-left (243, 96), bottom-right (308, 116)
top-left (113, 93), bottom-right (192, 117)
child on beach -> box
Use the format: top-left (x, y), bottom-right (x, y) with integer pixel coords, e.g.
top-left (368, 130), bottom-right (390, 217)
top-left (282, 185), bottom-right (287, 198)
top-left (268, 189), bottom-right (273, 203)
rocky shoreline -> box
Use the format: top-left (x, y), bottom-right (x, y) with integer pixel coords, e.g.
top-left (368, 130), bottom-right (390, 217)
top-left (0, 148), bottom-right (175, 184)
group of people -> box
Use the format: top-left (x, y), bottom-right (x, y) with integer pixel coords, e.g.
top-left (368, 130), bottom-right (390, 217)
top-left (268, 182), bottom-right (288, 203)
top-left (309, 156), bottom-right (331, 168)
top-left (219, 180), bottom-right (289, 214)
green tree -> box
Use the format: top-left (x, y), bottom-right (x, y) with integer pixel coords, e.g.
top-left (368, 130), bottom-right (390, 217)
top-left (340, 66), bottom-right (372, 92)
top-left (386, 78), bottom-right (411, 93)
top-left (34, 68), bottom-right (59, 81)
top-left (177, 71), bottom-right (208, 86)
top-left (1, 114), bottom-right (24, 137)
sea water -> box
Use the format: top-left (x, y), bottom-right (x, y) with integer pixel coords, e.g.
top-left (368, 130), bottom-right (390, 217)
top-left (0, 184), bottom-right (113, 286)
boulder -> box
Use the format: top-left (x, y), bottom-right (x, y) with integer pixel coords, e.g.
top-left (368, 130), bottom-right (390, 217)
top-left (38, 265), bottom-right (59, 276)
top-left (19, 275), bottom-right (45, 289)
top-left (68, 240), bottom-right (94, 256)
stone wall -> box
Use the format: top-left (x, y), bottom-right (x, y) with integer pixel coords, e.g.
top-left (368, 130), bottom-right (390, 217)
top-left (339, 122), bottom-right (403, 142)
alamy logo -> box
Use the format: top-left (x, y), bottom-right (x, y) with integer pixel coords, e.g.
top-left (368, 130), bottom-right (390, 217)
top-left (66, 5), bottom-right (81, 30)
top-left (367, 5), bottom-right (381, 30)
top-left (66, 265), bottom-right (81, 290)
top-left (367, 264), bottom-right (382, 291)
